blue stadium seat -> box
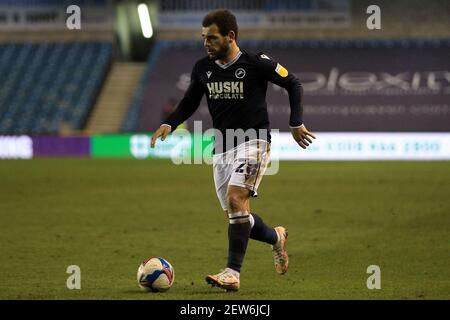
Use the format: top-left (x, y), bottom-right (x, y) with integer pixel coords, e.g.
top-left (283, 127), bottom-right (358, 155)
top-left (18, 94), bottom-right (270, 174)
top-left (0, 41), bottom-right (112, 135)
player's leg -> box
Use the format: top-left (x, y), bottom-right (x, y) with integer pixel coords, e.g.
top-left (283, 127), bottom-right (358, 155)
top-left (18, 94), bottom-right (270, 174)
top-left (232, 140), bottom-right (288, 275)
top-left (223, 201), bottom-right (278, 247)
top-left (245, 200), bottom-right (289, 274)
top-left (208, 152), bottom-right (246, 291)
top-left (245, 200), bottom-right (278, 245)
top-left (225, 185), bottom-right (252, 274)
top-left (241, 141), bottom-right (288, 274)
top-left (207, 139), bottom-right (287, 291)
top-left (206, 185), bottom-right (249, 291)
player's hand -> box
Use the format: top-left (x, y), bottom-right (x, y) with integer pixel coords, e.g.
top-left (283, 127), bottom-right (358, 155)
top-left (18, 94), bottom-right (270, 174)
top-left (291, 124), bottom-right (316, 149)
top-left (150, 124), bottom-right (172, 148)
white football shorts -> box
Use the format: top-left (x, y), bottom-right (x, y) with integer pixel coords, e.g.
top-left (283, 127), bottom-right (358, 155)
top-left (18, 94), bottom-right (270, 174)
top-left (212, 139), bottom-right (271, 211)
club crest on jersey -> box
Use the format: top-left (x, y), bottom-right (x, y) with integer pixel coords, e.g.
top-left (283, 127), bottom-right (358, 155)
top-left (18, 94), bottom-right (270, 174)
top-left (235, 68), bottom-right (246, 79)
top-left (206, 71), bottom-right (212, 79)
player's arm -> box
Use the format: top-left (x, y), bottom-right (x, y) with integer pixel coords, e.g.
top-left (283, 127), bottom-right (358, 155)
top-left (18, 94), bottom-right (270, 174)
top-left (151, 63), bottom-right (204, 148)
top-left (257, 53), bottom-right (315, 149)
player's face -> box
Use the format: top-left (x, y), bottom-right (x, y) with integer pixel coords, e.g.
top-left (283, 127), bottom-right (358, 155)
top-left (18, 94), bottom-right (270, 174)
top-left (202, 24), bottom-right (230, 61)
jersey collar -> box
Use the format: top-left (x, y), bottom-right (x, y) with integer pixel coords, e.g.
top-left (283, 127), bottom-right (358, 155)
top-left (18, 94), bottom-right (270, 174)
top-left (215, 51), bottom-right (242, 69)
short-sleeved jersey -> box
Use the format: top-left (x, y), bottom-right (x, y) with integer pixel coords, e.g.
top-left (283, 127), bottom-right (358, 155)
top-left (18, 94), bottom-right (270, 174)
top-left (163, 49), bottom-right (303, 153)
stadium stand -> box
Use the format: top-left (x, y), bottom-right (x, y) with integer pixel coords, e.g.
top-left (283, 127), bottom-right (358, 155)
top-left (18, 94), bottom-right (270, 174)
top-left (85, 62), bottom-right (144, 133)
top-left (155, 0), bottom-right (450, 40)
top-left (0, 41), bottom-right (112, 135)
top-left (121, 43), bottom-right (163, 133)
top-left (1, 0), bottom-right (448, 136)
top-left (120, 0), bottom-right (450, 132)
top-left (120, 38), bottom-right (450, 133)
top-left (158, 0), bottom-right (322, 11)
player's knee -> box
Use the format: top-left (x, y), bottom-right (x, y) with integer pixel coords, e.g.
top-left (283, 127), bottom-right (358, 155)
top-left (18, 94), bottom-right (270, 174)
top-left (226, 191), bottom-right (247, 213)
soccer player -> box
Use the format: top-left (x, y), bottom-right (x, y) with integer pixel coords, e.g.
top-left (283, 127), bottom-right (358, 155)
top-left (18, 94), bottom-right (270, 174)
top-left (151, 9), bottom-right (315, 291)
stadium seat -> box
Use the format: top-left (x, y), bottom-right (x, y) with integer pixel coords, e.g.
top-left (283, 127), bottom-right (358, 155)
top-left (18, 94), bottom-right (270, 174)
top-left (0, 42), bottom-right (112, 135)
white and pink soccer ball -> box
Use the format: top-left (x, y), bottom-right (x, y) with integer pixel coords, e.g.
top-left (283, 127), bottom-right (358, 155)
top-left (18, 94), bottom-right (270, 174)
top-left (137, 257), bottom-right (175, 292)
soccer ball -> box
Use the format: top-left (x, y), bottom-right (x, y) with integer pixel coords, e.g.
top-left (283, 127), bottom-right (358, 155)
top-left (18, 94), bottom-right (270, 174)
top-left (137, 257), bottom-right (175, 292)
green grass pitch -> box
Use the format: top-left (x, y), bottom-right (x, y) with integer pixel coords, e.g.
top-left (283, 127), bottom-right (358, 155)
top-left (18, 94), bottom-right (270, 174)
top-left (0, 159), bottom-right (449, 299)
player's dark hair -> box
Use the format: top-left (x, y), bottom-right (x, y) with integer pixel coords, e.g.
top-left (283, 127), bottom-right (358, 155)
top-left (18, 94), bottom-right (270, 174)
top-left (202, 9), bottom-right (238, 40)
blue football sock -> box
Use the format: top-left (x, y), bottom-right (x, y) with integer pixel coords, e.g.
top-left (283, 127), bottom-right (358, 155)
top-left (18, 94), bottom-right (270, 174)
top-left (249, 213), bottom-right (278, 245)
top-left (227, 217), bottom-right (251, 273)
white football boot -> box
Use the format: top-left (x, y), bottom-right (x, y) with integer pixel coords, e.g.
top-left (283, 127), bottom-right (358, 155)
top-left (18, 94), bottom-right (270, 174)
top-left (205, 269), bottom-right (240, 291)
top-left (271, 226), bottom-right (289, 274)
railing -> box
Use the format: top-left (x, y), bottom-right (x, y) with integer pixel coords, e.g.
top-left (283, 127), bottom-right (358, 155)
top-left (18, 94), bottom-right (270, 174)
top-left (157, 0), bottom-right (349, 12)
top-left (0, 0), bottom-right (112, 31)
top-left (156, 0), bottom-right (351, 29)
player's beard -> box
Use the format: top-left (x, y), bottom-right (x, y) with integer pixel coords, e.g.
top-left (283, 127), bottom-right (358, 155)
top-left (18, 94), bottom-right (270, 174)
top-left (209, 41), bottom-right (230, 61)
